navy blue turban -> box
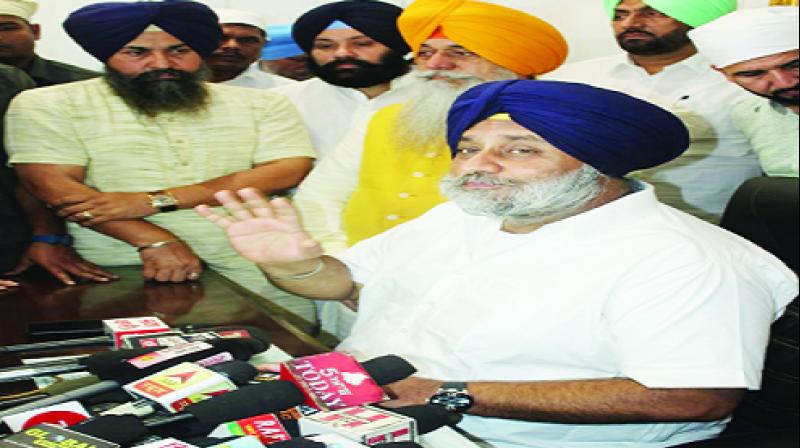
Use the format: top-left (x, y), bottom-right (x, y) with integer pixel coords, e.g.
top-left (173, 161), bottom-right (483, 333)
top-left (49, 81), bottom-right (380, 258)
top-left (447, 80), bottom-right (690, 178)
top-left (63, 0), bottom-right (222, 62)
top-left (293, 0), bottom-right (411, 55)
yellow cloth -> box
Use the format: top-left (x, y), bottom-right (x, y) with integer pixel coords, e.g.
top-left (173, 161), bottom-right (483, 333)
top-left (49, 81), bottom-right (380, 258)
top-left (397, 0), bottom-right (568, 76)
top-left (342, 104), bottom-right (451, 246)
top-left (6, 78), bottom-right (319, 322)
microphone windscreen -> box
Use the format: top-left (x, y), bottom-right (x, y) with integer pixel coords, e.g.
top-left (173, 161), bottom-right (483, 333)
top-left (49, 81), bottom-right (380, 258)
top-left (361, 355), bottom-right (417, 386)
top-left (184, 381), bottom-right (305, 434)
top-left (208, 360), bottom-right (258, 386)
top-left (373, 443), bottom-right (423, 448)
top-left (386, 405), bottom-right (461, 434)
top-left (202, 326), bottom-right (270, 349)
top-left (83, 338), bottom-right (262, 383)
top-left (71, 415), bottom-right (149, 445)
top-left (269, 439), bottom-right (326, 448)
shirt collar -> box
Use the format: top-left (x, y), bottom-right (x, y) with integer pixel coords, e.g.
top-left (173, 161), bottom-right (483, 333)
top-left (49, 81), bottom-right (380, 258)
top-left (24, 55), bottom-right (48, 81)
top-left (609, 51), bottom-right (710, 76)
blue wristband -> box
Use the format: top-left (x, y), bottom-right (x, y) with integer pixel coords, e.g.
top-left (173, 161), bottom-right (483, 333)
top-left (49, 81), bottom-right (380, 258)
top-left (32, 234), bottom-right (74, 246)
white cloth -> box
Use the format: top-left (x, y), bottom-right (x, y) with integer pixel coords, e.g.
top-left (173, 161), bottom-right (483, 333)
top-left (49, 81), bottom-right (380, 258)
top-left (223, 63), bottom-right (296, 90)
top-left (214, 7), bottom-right (268, 30)
top-left (689, 7), bottom-right (799, 68)
top-left (546, 53), bottom-right (761, 223)
top-left (335, 184), bottom-right (798, 448)
top-left (0, 0), bottom-right (36, 21)
top-left (271, 74), bottom-right (415, 159)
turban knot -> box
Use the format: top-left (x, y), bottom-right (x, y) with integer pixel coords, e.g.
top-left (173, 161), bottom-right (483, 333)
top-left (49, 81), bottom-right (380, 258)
top-left (447, 80), bottom-right (690, 178)
top-left (398, 0), bottom-right (568, 76)
top-left (293, 0), bottom-right (410, 55)
top-left (63, 0), bottom-right (222, 62)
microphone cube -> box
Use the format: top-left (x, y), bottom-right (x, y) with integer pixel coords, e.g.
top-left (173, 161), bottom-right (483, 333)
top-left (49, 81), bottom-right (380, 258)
top-left (103, 317), bottom-right (171, 349)
top-left (124, 362), bottom-right (237, 413)
top-left (299, 406), bottom-right (417, 446)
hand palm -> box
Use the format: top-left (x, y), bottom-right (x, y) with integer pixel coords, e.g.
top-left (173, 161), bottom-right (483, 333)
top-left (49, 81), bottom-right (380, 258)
top-left (225, 215), bottom-right (320, 264)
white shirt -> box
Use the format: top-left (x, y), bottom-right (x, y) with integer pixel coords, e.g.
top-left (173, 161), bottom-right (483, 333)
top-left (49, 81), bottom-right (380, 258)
top-left (546, 53), bottom-right (762, 223)
top-left (272, 74), bottom-right (415, 159)
top-left (336, 185), bottom-right (798, 448)
top-left (223, 63), bottom-right (297, 90)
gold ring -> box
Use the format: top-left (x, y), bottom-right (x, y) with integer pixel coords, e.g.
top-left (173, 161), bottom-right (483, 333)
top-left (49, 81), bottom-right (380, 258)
top-left (82, 211), bottom-right (94, 220)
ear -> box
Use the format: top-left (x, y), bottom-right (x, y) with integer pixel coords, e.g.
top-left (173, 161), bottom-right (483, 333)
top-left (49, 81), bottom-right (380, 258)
top-left (31, 23), bottom-right (41, 41)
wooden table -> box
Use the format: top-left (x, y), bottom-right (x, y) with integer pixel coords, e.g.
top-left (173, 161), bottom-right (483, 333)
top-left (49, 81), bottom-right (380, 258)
top-left (0, 266), bottom-right (327, 371)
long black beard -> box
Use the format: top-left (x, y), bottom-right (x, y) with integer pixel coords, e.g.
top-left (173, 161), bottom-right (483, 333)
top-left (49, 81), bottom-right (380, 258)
top-left (308, 50), bottom-right (410, 88)
top-left (617, 26), bottom-right (693, 56)
top-left (104, 66), bottom-right (211, 117)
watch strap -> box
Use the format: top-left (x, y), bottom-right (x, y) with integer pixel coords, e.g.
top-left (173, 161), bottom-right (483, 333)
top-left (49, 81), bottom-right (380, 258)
top-left (147, 191), bottom-right (179, 213)
top-left (32, 234), bottom-right (74, 246)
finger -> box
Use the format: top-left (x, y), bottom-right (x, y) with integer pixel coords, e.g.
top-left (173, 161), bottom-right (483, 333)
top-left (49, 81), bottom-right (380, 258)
top-left (142, 263), bottom-right (156, 281)
top-left (79, 263), bottom-right (119, 280)
top-left (195, 205), bottom-right (234, 229)
top-left (42, 264), bottom-right (77, 286)
top-left (155, 268), bottom-right (173, 283)
top-left (50, 195), bottom-right (89, 208)
top-left (271, 197), bottom-right (304, 228)
top-left (171, 268), bottom-right (188, 283)
top-left (237, 188), bottom-right (276, 219)
top-left (6, 259), bottom-right (32, 275)
top-left (56, 204), bottom-right (92, 217)
top-left (83, 216), bottom-right (112, 227)
top-left (63, 263), bottom-right (115, 282)
top-left (214, 190), bottom-right (255, 222)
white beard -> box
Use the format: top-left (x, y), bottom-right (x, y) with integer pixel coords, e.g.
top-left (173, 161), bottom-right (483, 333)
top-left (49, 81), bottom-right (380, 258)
top-left (439, 165), bottom-right (605, 224)
top-left (392, 70), bottom-right (513, 152)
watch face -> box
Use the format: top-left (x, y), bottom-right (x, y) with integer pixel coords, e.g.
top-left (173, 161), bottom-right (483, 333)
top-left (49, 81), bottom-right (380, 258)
top-left (430, 390), bottom-right (474, 413)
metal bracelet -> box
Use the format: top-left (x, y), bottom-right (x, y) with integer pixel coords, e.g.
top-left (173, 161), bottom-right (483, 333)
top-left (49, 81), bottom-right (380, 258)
top-left (136, 239), bottom-right (182, 253)
top-left (269, 260), bottom-right (325, 281)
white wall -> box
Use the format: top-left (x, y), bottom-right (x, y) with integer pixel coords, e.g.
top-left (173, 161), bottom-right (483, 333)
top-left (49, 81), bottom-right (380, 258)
top-left (33, 0), bottom-right (771, 71)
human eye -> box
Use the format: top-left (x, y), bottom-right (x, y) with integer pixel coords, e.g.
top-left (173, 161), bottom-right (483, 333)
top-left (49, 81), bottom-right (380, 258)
top-left (781, 59), bottom-right (800, 71)
top-left (612, 10), bottom-right (628, 21)
top-left (313, 42), bottom-right (334, 51)
top-left (450, 49), bottom-right (477, 59)
top-left (735, 70), bottom-right (767, 79)
top-left (417, 48), bottom-right (435, 59)
top-left (501, 146), bottom-right (539, 158)
top-left (121, 48), bottom-right (147, 57)
top-left (239, 36), bottom-right (262, 45)
top-left (352, 39), bottom-right (376, 48)
top-left (454, 146), bottom-right (481, 158)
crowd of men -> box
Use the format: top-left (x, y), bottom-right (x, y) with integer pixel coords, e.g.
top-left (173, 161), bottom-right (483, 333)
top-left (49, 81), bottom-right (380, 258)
top-left (1, 0), bottom-right (798, 447)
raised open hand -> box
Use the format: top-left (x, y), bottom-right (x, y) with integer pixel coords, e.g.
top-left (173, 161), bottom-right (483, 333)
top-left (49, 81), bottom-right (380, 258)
top-left (196, 188), bottom-right (322, 266)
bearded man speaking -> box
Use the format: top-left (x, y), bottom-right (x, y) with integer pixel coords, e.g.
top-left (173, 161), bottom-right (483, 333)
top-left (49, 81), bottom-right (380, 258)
top-left (5, 0), bottom-right (320, 325)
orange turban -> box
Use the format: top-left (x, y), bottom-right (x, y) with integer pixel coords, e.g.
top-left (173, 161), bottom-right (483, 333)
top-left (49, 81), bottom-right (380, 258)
top-left (397, 0), bottom-right (568, 76)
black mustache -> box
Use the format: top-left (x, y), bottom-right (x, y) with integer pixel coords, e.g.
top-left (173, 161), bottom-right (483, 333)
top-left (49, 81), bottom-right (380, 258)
top-left (773, 85), bottom-right (800, 96)
top-left (620, 29), bottom-right (656, 39)
top-left (135, 69), bottom-right (193, 83)
top-left (324, 58), bottom-right (375, 70)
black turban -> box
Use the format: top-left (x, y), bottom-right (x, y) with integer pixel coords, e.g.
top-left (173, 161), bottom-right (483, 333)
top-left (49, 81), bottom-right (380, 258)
top-left (292, 0), bottom-right (411, 55)
top-left (448, 80), bottom-right (690, 178)
top-left (63, 0), bottom-right (222, 62)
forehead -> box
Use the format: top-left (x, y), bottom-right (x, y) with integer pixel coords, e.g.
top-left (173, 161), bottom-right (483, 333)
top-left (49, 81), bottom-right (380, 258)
top-left (123, 30), bottom-right (188, 48)
top-left (0, 14), bottom-right (28, 25)
top-left (616, 0), bottom-right (649, 10)
top-left (220, 23), bottom-right (264, 36)
top-left (726, 49), bottom-right (800, 72)
top-left (463, 119), bottom-right (543, 140)
top-left (421, 38), bottom-right (464, 49)
top-left (314, 28), bottom-right (369, 41)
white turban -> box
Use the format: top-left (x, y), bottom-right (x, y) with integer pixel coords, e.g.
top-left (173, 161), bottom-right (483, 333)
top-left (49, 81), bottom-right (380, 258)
top-left (213, 8), bottom-right (268, 30)
top-left (689, 7), bottom-right (800, 68)
top-left (0, 0), bottom-right (37, 21)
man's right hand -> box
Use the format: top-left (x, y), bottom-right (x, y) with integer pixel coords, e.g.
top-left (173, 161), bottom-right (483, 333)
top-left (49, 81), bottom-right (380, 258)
top-left (195, 188), bottom-right (323, 267)
top-left (139, 241), bottom-right (203, 283)
top-left (6, 243), bottom-right (119, 286)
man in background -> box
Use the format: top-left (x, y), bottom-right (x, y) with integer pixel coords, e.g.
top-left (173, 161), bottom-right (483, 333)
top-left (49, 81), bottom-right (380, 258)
top-left (548, 0), bottom-right (760, 223)
top-left (272, 0), bottom-right (414, 160)
top-left (259, 24), bottom-right (313, 81)
top-left (207, 8), bottom-right (295, 89)
top-left (690, 6), bottom-right (798, 177)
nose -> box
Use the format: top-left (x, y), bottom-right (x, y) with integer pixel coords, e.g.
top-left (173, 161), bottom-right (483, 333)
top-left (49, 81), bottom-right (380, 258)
top-left (333, 43), bottom-right (356, 58)
top-left (769, 68), bottom-right (798, 89)
top-left (424, 50), bottom-right (457, 71)
top-left (456, 150), bottom-right (502, 175)
top-left (619, 12), bottom-right (645, 29)
top-left (220, 37), bottom-right (240, 50)
top-left (148, 51), bottom-right (170, 70)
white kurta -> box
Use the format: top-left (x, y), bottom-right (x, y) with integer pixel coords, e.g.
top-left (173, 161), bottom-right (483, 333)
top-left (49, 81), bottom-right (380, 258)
top-left (271, 74), bottom-right (415, 159)
top-left (546, 53), bottom-right (761, 223)
top-left (336, 185), bottom-right (798, 448)
top-left (223, 63), bottom-right (297, 90)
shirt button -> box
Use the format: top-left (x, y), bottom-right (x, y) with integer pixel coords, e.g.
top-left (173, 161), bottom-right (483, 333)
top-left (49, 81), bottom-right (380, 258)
top-left (175, 139), bottom-right (185, 144)
top-left (398, 193), bottom-right (411, 199)
top-left (411, 172), bottom-right (425, 178)
top-left (386, 214), bottom-right (400, 221)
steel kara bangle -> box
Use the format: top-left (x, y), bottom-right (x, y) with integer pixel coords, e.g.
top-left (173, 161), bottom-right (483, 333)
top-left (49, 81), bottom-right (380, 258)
top-left (136, 239), bottom-right (182, 253)
top-left (268, 260), bottom-right (325, 280)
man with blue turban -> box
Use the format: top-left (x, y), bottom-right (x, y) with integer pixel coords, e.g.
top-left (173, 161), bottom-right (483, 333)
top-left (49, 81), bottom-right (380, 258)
top-left (260, 24), bottom-right (313, 81)
top-left (198, 80), bottom-right (798, 447)
top-left (548, 0), bottom-right (761, 225)
top-left (5, 0), bottom-right (320, 325)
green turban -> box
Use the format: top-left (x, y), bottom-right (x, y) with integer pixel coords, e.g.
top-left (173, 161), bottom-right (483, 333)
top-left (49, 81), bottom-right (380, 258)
top-left (603, 0), bottom-right (738, 27)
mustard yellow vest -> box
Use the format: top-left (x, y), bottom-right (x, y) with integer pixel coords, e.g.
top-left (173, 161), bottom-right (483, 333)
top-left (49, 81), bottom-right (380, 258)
top-left (343, 104), bottom-right (451, 246)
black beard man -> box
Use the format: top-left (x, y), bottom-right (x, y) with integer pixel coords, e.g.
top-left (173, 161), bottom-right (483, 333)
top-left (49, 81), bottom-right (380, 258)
top-left (105, 65), bottom-right (211, 116)
top-left (617, 26), bottom-right (693, 56)
top-left (307, 50), bottom-right (410, 88)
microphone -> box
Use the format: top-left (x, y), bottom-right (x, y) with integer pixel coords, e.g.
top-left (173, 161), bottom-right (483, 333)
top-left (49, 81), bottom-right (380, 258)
top-left (146, 380), bottom-right (306, 438)
top-left (374, 443), bottom-right (424, 447)
top-left (280, 354), bottom-right (417, 411)
top-left (69, 414), bottom-right (151, 446)
top-left (0, 415), bottom-right (149, 448)
top-left (0, 339), bottom-right (266, 418)
top-left (0, 376), bottom-right (101, 410)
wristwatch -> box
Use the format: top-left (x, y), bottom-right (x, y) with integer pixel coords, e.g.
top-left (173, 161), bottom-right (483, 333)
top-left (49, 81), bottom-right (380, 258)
top-left (147, 191), bottom-right (179, 213)
top-left (428, 382), bottom-right (474, 413)
top-left (31, 234), bottom-right (74, 246)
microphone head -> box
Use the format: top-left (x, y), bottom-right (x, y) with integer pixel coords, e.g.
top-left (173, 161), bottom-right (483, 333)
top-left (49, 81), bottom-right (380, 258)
top-left (182, 381), bottom-right (305, 436)
top-left (208, 360), bottom-right (258, 386)
top-left (385, 404), bottom-right (461, 435)
top-left (70, 415), bottom-right (149, 445)
top-left (374, 443), bottom-right (423, 448)
top-left (211, 337), bottom-right (266, 359)
top-left (269, 440), bottom-right (325, 448)
top-left (200, 325), bottom-right (270, 349)
top-left (361, 355), bottom-right (417, 386)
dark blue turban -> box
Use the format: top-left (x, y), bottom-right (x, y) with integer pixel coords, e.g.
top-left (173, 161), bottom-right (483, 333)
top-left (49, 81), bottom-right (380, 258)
top-left (63, 0), bottom-right (222, 62)
top-left (293, 0), bottom-right (411, 55)
top-left (447, 80), bottom-right (690, 178)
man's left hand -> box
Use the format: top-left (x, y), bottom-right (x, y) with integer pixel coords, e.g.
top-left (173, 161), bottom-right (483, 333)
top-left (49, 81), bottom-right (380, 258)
top-left (381, 377), bottom-right (442, 408)
top-left (6, 243), bottom-right (119, 286)
top-left (54, 192), bottom-right (156, 226)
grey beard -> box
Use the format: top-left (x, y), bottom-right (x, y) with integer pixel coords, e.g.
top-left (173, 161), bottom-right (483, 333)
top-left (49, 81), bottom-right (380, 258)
top-left (104, 65), bottom-right (211, 117)
top-left (440, 165), bottom-right (606, 224)
top-left (391, 71), bottom-right (487, 151)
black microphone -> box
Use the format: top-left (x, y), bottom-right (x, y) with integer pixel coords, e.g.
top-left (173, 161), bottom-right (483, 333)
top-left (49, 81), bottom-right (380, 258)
top-left (382, 404), bottom-right (462, 434)
top-left (374, 443), bottom-right (424, 447)
top-left (0, 339), bottom-right (266, 418)
top-left (269, 440), bottom-right (325, 448)
top-left (146, 380), bottom-right (306, 438)
top-left (0, 415), bottom-right (150, 448)
top-left (360, 355), bottom-right (417, 386)
top-left (69, 415), bottom-right (151, 447)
